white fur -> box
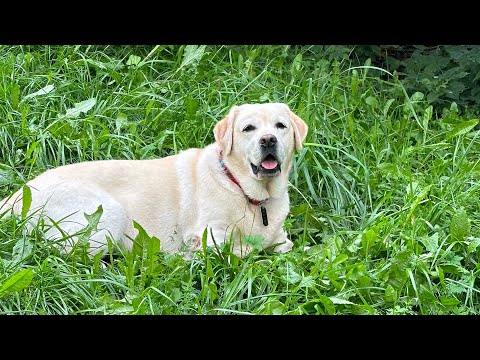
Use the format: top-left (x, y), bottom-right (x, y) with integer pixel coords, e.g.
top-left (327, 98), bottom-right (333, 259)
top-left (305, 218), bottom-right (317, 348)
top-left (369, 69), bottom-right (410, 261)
top-left (0, 103), bottom-right (308, 258)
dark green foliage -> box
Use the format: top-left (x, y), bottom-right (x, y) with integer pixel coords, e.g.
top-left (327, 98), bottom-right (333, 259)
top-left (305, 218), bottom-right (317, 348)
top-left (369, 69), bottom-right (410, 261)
top-left (350, 45), bottom-right (480, 114)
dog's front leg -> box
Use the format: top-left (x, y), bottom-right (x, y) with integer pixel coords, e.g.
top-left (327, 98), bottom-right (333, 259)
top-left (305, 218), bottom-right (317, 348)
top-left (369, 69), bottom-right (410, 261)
top-left (203, 226), bottom-right (257, 259)
top-left (265, 228), bottom-right (293, 254)
top-left (207, 226), bottom-right (255, 258)
top-left (182, 225), bottom-right (237, 259)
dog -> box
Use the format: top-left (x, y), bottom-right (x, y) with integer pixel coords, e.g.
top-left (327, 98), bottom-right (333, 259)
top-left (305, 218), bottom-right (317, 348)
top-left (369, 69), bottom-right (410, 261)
top-left (0, 103), bottom-right (308, 258)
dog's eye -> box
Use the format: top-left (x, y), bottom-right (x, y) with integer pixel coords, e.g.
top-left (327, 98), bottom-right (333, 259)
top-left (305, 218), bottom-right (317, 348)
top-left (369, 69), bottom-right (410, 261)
top-left (243, 125), bottom-right (256, 132)
top-left (276, 122), bottom-right (287, 129)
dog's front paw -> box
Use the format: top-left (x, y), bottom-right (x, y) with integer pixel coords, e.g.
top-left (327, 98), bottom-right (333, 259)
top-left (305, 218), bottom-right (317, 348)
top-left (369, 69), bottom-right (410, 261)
top-left (272, 238), bottom-right (293, 253)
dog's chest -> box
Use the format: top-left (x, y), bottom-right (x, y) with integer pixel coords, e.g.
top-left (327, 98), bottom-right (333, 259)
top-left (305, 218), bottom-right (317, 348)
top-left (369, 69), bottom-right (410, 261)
top-left (233, 199), bottom-right (288, 238)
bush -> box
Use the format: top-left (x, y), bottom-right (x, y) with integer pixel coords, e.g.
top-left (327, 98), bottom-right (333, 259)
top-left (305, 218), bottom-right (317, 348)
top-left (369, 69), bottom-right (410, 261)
top-left (351, 45), bottom-right (480, 115)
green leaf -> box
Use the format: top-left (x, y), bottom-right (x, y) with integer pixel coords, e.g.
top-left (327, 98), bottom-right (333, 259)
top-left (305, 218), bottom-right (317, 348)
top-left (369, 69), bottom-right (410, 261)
top-left (393, 250), bottom-right (413, 270)
top-left (361, 229), bottom-right (377, 255)
top-left (304, 244), bottom-right (323, 256)
top-left (21, 185), bottom-right (31, 219)
top-left (291, 53), bottom-right (303, 75)
top-left (145, 100), bottom-right (155, 117)
top-left (378, 162), bottom-right (397, 176)
top-left (302, 296), bottom-right (335, 314)
top-left (450, 102), bottom-right (458, 114)
top-left (282, 264), bottom-right (302, 284)
top-left (10, 239), bottom-right (33, 266)
top-left (127, 55), bottom-right (141, 66)
top-left (84, 205), bottom-right (103, 229)
top-left (405, 184), bottom-right (432, 224)
top-left (440, 296), bottom-right (460, 307)
top-left (447, 119), bottom-right (478, 140)
top-left (450, 207), bottom-right (470, 241)
top-left (75, 205), bottom-right (103, 249)
top-left (393, 70), bottom-right (398, 81)
top-left (347, 114), bottom-right (355, 137)
top-left (264, 300), bottom-right (285, 315)
top-left (328, 297), bottom-right (355, 305)
top-left (209, 283), bottom-right (218, 301)
top-left (183, 99), bottom-right (199, 124)
top-left (201, 227), bottom-right (208, 252)
top-left (318, 295), bottom-right (335, 314)
top-left (357, 275), bottom-right (371, 287)
top-left (93, 251), bottom-right (103, 273)
top-left (111, 304), bottom-right (134, 314)
top-left (290, 203), bottom-right (308, 216)
top-left (11, 83), bottom-right (20, 109)
top-left (418, 233), bottom-right (439, 253)
top-left (438, 267), bottom-right (445, 288)
top-left (365, 96), bottom-right (378, 107)
top-left (0, 268), bottom-right (34, 298)
top-left (332, 253), bottom-right (348, 266)
top-left (206, 259), bottom-right (214, 278)
top-left (411, 91), bottom-right (424, 101)
top-left (64, 98), bottom-right (97, 119)
top-left (446, 281), bottom-right (466, 294)
top-left (423, 105), bottom-right (433, 132)
top-left (146, 235), bottom-right (160, 276)
top-left (298, 276), bottom-right (315, 288)
top-left (384, 250), bottom-right (413, 290)
top-left (133, 221), bottom-right (149, 258)
top-left (0, 166), bottom-right (15, 186)
top-left (350, 69), bottom-right (359, 96)
top-left (22, 84), bottom-right (54, 101)
top-left (243, 234), bottom-right (266, 251)
top-left (131, 297), bottom-right (144, 314)
top-left (179, 45), bottom-right (206, 70)
top-left (386, 267), bottom-right (408, 291)
top-left (383, 98), bottom-right (395, 117)
top-left (467, 237), bottom-right (480, 254)
top-left (115, 113), bottom-right (128, 133)
top-left (346, 263), bottom-right (367, 281)
top-left (385, 284), bottom-right (397, 303)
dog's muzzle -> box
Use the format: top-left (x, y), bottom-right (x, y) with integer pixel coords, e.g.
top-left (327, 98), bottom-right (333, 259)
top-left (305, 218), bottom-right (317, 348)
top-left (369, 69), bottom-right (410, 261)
top-left (251, 134), bottom-right (281, 177)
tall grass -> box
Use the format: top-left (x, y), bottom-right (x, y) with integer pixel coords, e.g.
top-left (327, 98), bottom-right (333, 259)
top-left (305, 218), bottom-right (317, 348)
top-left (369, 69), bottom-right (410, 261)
top-left (1, 45), bottom-right (479, 314)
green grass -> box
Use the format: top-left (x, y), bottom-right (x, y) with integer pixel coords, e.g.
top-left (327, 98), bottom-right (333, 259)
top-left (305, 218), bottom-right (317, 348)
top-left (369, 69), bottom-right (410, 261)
top-left (1, 45), bottom-right (480, 314)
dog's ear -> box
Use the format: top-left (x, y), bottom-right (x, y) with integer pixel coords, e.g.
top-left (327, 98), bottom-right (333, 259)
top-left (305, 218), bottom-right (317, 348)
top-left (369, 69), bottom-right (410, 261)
top-left (284, 105), bottom-right (308, 152)
top-left (214, 106), bottom-right (238, 155)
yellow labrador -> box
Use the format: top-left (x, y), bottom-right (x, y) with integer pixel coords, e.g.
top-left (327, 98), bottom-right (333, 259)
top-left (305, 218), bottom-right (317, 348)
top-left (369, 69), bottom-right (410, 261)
top-left (0, 103), bottom-right (308, 258)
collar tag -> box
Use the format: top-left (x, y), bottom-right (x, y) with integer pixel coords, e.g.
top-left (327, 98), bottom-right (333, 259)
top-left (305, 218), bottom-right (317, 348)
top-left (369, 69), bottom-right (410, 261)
top-left (261, 206), bottom-right (268, 226)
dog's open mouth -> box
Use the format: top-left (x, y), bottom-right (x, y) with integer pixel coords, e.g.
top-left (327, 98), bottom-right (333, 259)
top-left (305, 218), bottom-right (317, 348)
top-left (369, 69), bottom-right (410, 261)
top-left (251, 154), bottom-right (281, 177)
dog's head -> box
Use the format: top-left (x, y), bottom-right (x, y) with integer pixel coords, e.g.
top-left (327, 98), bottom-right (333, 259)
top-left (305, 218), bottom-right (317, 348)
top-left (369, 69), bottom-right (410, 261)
top-left (214, 103), bottom-right (308, 179)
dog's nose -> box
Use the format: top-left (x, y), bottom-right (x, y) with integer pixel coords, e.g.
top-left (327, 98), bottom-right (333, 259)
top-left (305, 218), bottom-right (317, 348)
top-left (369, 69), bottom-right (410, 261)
top-left (260, 134), bottom-right (277, 148)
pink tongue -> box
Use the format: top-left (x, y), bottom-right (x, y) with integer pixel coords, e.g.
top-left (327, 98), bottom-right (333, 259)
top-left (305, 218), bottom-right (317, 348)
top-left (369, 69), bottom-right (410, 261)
top-left (261, 159), bottom-right (278, 170)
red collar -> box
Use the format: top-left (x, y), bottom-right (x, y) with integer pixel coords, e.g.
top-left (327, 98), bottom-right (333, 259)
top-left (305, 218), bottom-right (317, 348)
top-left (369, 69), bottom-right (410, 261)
top-left (219, 156), bottom-right (268, 206)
